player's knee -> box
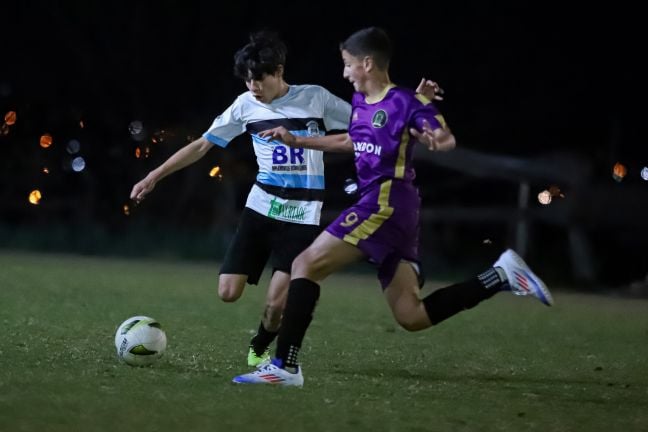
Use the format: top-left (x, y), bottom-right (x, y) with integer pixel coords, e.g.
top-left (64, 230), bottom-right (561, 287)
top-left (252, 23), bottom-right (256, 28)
top-left (291, 251), bottom-right (312, 275)
top-left (394, 315), bottom-right (427, 332)
top-left (218, 282), bottom-right (243, 302)
top-left (292, 249), bottom-right (323, 278)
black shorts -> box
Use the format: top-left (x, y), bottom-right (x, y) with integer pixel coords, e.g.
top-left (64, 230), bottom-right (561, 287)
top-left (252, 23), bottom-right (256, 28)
top-left (220, 208), bottom-right (321, 285)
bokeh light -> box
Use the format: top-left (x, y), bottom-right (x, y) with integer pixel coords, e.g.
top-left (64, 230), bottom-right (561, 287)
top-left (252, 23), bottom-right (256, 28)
top-left (641, 167), bottom-right (648, 181)
top-left (4, 111), bottom-right (16, 125)
top-left (28, 190), bottom-right (42, 205)
top-left (42, 167), bottom-right (50, 174)
top-left (66, 139), bottom-right (81, 154)
top-left (71, 156), bottom-right (86, 172)
top-left (40, 134), bottom-right (53, 148)
top-left (538, 190), bottom-right (552, 205)
top-left (123, 204), bottom-right (130, 216)
top-left (209, 166), bottom-right (221, 177)
top-left (612, 162), bottom-right (626, 182)
top-left (129, 120), bottom-right (145, 142)
top-left (129, 120), bottom-right (143, 135)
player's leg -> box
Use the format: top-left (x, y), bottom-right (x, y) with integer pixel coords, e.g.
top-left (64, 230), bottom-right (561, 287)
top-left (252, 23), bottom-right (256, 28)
top-left (247, 221), bottom-right (321, 366)
top-left (217, 274), bottom-right (248, 302)
top-left (383, 262), bottom-right (432, 331)
top-left (291, 230), bottom-right (365, 281)
top-left (247, 270), bottom-right (289, 367)
top-left (217, 209), bottom-right (271, 302)
top-left (276, 232), bottom-right (363, 366)
top-left (419, 249), bottom-right (553, 326)
top-left (383, 260), bottom-right (504, 329)
top-left (232, 232), bottom-right (364, 385)
top-left (386, 250), bottom-right (552, 331)
top-left (217, 209), bottom-right (275, 365)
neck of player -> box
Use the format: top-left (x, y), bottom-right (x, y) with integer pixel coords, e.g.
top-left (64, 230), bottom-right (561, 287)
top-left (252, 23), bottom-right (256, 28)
top-left (364, 73), bottom-right (392, 104)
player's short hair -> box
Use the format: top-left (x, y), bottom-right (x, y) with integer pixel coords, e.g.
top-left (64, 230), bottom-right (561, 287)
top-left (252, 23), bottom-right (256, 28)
top-left (340, 27), bottom-right (393, 70)
top-left (234, 30), bottom-right (287, 81)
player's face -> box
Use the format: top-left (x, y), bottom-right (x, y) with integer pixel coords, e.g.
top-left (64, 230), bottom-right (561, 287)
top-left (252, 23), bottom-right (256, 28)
top-left (245, 70), bottom-right (283, 104)
top-left (341, 50), bottom-right (367, 93)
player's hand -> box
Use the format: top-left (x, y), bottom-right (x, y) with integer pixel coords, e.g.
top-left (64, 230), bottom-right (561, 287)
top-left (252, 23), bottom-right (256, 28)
top-left (416, 78), bottom-right (444, 101)
top-left (410, 119), bottom-right (455, 151)
top-left (259, 126), bottom-right (298, 147)
top-left (130, 176), bottom-right (156, 203)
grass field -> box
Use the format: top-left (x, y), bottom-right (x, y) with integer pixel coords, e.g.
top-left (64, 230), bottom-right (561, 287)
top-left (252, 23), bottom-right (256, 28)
top-left (1, 251), bottom-right (647, 431)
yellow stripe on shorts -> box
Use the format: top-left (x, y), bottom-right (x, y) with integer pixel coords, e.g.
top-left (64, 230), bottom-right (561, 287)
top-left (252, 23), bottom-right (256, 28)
top-left (343, 180), bottom-right (394, 246)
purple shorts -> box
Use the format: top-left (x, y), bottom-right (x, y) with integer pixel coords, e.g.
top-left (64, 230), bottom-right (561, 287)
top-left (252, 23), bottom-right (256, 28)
top-left (326, 179), bottom-right (421, 288)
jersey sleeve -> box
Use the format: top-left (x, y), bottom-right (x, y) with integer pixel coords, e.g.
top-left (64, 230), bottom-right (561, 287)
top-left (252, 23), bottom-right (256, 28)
top-left (202, 97), bottom-right (246, 147)
top-left (410, 94), bottom-right (448, 132)
top-left (321, 88), bottom-right (352, 131)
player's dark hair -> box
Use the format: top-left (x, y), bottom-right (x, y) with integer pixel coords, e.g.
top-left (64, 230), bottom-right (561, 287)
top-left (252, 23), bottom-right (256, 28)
top-left (234, 30), bottom-right (287, 81)
top-left (340, 27), bottom-right (393, 70)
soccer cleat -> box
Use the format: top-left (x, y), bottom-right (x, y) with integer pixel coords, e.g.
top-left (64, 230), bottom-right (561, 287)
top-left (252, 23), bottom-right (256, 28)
top-left (494, 249), bottom-right (554, 306)
top-left (247, 347), bottom-right (271, 367)
top-left (232, 358), bottom-right (304, 387)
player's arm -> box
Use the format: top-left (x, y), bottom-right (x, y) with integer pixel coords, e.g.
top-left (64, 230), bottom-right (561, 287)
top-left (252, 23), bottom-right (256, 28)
top-left (259, 127), bottom-right (353, 153)
top-left (130, 137), bottom-right (212, 202)
top-left (410, 119), bottom-right (456, 152)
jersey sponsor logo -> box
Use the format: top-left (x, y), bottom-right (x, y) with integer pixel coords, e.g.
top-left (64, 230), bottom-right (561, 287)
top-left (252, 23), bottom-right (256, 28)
top-left (268, 197), bottom-right (307, 221)
top-left (371, 109), bottom-right (388, 128)
top-left (272, 145), bottom-right (306, 171)
top-left (353, 141), bottom-right (382, 156)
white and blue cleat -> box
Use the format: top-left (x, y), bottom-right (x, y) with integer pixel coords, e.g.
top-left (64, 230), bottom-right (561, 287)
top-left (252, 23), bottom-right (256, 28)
top-left (232, 358), bottom-right (304, 387)
top-left (494, 249), bottom-right (554, 306)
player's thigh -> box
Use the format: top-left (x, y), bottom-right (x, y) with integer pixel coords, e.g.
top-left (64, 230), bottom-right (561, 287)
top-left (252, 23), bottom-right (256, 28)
top-left (293, 231), bottom-right (365, 281)
top-left (220, 208), bottom-right (273, 286)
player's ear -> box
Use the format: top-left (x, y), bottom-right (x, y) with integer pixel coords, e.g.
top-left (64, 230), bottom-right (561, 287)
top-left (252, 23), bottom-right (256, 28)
top-left (275, 64), bottom-right (285, 78)
top-left (362, 56), bottom-right (373, 72)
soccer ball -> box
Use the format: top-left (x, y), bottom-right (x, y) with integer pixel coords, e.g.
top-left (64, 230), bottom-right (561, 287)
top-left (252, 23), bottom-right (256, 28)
top-left (114, 316), bottom-right (167, 366)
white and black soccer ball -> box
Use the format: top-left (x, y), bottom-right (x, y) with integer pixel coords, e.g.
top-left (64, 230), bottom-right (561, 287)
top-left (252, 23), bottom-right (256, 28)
top-left (114, 316), bottom-right (167, 366)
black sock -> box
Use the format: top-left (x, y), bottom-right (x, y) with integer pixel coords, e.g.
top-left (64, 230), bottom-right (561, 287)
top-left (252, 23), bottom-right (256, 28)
top-left (275, 278), bottom-right (320, 369)
top-left (422, 268), bottom-right (503, 325)
top-left (249, 322), bottom-right (278, 356)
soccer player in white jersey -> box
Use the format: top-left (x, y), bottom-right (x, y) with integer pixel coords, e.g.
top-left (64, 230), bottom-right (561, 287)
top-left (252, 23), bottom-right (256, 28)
top-left (130, 31), bottom-right (352, 367)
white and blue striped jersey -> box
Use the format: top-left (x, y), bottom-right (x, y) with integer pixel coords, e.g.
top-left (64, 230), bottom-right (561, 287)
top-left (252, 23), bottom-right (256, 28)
top-left (203, 85), bottom-right (351, 225)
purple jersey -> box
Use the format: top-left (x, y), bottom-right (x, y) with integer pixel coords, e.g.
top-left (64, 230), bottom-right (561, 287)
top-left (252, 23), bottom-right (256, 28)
top-left (349, 85), bottom-right (446, 192)
top-left (326, 85), bottom-right (447, 288)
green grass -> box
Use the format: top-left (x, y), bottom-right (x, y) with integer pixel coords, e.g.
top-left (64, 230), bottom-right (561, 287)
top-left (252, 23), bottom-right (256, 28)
top-left (1, 251), bottom-right (647, 431)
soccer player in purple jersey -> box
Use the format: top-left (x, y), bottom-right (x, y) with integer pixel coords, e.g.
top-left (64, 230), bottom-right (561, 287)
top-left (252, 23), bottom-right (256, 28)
top-left (232, 27), bottom-right (553, 387)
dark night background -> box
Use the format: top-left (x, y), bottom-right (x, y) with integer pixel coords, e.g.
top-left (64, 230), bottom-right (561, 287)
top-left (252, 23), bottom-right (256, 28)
top-left (0, 1), bottom-right (646, 290)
